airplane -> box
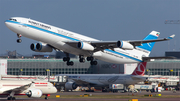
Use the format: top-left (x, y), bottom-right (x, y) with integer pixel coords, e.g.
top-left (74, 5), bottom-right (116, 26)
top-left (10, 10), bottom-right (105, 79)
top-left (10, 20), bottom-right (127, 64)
top-left (56, 62), bottom-right (148, 92)
top-left (0, 80), bottom-right (57, 100)
top-left (5, 17), bottom-right (175, 66)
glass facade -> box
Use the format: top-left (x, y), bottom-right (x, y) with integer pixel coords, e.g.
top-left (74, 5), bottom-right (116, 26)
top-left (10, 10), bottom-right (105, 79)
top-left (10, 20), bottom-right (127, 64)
top-left (145, 60), bottom-right (180, 76)
top-left (6, 59), bottom-right (180, 76)
top-left (7, 59), bottom-right (94, 76)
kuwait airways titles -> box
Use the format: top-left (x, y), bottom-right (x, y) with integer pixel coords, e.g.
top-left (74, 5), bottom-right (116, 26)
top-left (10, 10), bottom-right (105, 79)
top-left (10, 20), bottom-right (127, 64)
top-left (29, 20), bottom-right (51, 30)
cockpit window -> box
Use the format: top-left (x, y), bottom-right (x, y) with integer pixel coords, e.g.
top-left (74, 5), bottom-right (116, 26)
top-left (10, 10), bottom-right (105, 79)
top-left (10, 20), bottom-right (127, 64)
top-left (9, 19), bottom-right (17, 21)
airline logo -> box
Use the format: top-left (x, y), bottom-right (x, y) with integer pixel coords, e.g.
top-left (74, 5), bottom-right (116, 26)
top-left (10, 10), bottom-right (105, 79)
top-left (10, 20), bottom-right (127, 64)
top-left (112, 64), bottom-right (117, 69)
top-left (113, 84), bottom-right (117, 88)
top-left (149, 31), bottom-right (160, 37)
top-left (132, 62), bottom-right (147, 75)
top-left (156, 33), bottom-right (160, 36)
top-left (35, 82), bottom-right (48, 87)
top-left (108, 76), bottom-right (119, 83)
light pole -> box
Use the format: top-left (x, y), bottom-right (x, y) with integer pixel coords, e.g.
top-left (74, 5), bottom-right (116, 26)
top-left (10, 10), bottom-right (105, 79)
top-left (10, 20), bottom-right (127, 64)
top-left (46, 69), bottom-right (50, 82)
top-left (19, 69), bottom-right (23, 75)
top-left (170, 69), bottom-right (173, 76)
top-left (146, 69), bottom-right (150, 76)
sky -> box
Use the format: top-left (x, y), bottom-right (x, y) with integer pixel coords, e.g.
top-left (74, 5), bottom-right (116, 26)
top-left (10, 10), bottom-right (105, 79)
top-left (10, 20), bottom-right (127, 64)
top-left (0, 0), bottom-right (180, 56)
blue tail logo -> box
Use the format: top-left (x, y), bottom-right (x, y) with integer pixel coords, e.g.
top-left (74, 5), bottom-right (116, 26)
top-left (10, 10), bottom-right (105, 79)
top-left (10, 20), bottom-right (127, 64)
top-left (137, 31), bottom-right (160, 52)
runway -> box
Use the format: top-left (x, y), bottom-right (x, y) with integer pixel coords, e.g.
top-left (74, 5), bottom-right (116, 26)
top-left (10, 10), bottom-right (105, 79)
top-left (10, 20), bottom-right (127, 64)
top-left (0, 90), bottom-right (180, 101)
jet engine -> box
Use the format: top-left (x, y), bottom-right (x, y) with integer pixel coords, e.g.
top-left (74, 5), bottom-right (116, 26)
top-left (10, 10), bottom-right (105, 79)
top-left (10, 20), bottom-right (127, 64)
top-left (26, 88), bottom-right (42, 98)
top-left (30, 43), bottom-right (53, 52)
top-left (117, 41), bottom-right (134, 50)
top-left (77, 42), bottom-right (94, 51)
top-left (65, 82), bottom-right (78, 90)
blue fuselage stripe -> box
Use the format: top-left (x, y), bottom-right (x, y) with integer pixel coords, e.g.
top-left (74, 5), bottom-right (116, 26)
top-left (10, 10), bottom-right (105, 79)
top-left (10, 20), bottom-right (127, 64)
top-left (6, 20), bottom-right (143, 62)
top-left (105, 49), bottom-right (142, 62)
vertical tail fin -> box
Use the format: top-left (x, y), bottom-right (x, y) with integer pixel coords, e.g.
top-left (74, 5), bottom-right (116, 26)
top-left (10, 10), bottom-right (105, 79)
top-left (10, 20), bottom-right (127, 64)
top-left (137, 31), bottom-right (160, 56)
top-left (131, 62), bottom-right (147, 76)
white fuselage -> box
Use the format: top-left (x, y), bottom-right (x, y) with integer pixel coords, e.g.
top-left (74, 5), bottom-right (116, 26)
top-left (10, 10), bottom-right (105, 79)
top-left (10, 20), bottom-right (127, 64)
top-left (57, 74), bottom-right (146, 87)
top-left (5, 17), bottom-right (149, 64)
top-left (0, 80), bottom-right (57, 96)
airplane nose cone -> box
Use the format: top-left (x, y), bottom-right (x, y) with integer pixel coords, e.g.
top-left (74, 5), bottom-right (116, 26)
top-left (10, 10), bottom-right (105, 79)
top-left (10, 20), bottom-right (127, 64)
top-left (4, 20), bottom-right (16, 32)
top-left (54, 87), bottom-right (58, 93)
top-left (5, 20), bottom-right (11, 28)
top-left (5, 20), bottom-right (9, 26)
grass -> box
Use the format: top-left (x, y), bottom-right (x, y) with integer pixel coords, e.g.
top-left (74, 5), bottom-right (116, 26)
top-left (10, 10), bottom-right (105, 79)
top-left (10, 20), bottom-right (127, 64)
top-left (14, 94), bottom-right (180, 99)
top-left (39, 94), bottom-right (180, 99)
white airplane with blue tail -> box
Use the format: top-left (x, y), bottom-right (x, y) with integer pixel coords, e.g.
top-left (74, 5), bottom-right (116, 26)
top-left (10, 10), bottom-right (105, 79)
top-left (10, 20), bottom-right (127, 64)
top-left (5, 17), bottom-right (175, 66)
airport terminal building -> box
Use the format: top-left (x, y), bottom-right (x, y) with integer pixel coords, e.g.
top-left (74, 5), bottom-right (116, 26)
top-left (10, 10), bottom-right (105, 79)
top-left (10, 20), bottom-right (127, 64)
top-left (1, 58), bottom-right (180, 76)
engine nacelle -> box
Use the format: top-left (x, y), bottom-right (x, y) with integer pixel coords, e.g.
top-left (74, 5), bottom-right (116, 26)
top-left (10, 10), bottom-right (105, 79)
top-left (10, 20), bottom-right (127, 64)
top-left (77, 42), bottom-right (94, 51)
top-left (26, 88), bottom-right (42, 98)
top-left (30, 43), bottom-right (37, 51)
top-left (30, 43), bottom-right (53, 52)
top-left (65, 82), bottom-right (78, 90)
top-left (117, 41), bottom-right (134, 50)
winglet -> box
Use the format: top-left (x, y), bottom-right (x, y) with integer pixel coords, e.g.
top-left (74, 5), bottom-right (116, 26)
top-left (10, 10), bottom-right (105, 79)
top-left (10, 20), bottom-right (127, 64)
top-left (167, 34), bottom-right (175, 39)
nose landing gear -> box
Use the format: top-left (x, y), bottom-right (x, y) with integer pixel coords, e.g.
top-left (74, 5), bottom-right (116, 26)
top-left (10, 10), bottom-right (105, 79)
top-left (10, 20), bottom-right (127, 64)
top-left (17, 39), bottom-right (22, 43)
top-left (17, 34), bottom-right (22, 43)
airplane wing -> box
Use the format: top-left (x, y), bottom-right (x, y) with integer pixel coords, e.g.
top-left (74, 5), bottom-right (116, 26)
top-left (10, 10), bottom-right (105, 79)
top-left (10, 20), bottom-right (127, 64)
top-left (142, 56), bottom-right (176, 62)
top-left (70, 79), bottom-right (97, 85)
top-left (131, 76), bottom-right (147, 81)
top-left (0, 82), bottom-right (33, 94)
top-left (64, 34), bottom-right (175, 52)
top-left (65, 41), bottom-right (117, 51)
top-left (129, 34), bottom-right (175, 45)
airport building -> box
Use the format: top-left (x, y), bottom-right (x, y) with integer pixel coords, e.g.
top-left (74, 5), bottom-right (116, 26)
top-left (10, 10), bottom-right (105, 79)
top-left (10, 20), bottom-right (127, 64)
top-left (0, 58), bottom-right (180, 76)
top-left (145, 60), bottom-right (180, 76)
top-left (4, 59), bottom-right (132, 76)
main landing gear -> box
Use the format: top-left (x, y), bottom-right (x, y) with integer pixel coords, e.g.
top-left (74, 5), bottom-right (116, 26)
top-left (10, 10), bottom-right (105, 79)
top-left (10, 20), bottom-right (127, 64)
top-left (63, 53), bottom-right (74, 66)
top-left (63, 53), bottom-right (98, 66)
top-left (7, 91), bottom-right (15, 100)
top-left (45, 94), bottom-right (49, 100)
top-left (79, 55), bottom-right (97, 65)
top-left (87, 56), bottom-right (97, 65)
top-left (63, 57), bottom-right (74, 66)
top-left (79, 55), bottom-right (85, 63)
top-left (17, 34), bottom-right (22, 43)
top-left (7, 96), bottom-right (16, 100)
